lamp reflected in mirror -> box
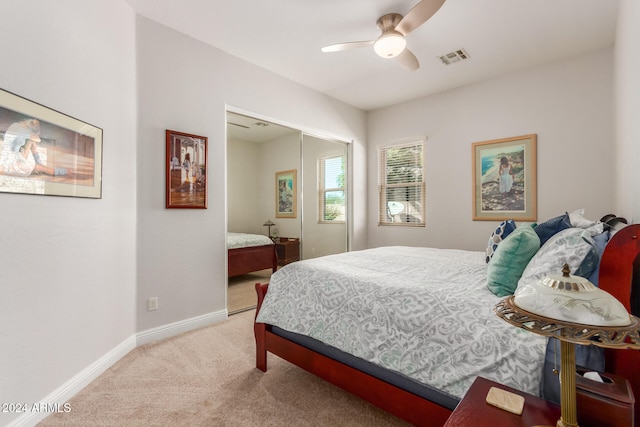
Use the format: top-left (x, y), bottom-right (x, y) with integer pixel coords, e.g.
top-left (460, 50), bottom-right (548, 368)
top-left (263, 219), bottom-right (275, 240)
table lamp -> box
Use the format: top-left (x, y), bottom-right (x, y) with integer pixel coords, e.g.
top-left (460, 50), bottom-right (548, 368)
top-left (494, 263), bottom-right (640, 427)
top-left (262, 219), bottom-right (275, 240)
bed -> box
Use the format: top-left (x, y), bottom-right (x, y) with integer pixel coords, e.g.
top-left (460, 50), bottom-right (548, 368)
top-left (253, 215), bottom-right (640, 426)
top-left (227, 232), bottom-right (277, 278)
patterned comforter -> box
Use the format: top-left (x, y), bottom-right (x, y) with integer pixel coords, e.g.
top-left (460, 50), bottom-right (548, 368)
top-left (256, 246), bottom-right (547, 399)
top-left (227, 232), bottom-right (273, 249)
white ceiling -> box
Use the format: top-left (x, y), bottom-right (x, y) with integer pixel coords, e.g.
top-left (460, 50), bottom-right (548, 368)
top-left (125, 0), bottom-right (619, 111)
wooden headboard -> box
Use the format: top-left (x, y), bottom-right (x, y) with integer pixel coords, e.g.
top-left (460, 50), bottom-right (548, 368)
top-left (597, 223), bottom-right (640, 421)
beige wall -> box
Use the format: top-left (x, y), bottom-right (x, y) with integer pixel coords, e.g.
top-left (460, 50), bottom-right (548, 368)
top-left (134, 15), bottom-right (367, 334)
top-left (614, 0), bottom-right (640, 221)
top-left (0, 1), bottom-right (137, 425)
top-left (367, 48), bottom-right (615, 250)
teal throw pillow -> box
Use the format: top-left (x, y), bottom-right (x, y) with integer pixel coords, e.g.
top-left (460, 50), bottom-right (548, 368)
top-left (487, 224), bottom-right (540, 297)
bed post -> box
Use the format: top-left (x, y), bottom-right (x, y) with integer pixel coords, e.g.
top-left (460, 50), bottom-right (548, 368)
top-left (598, 224), bottom-right (640, 423)
top-left (599, 225), bottom-right (640, 312)
top-left (254, 282), bottom-right (270, 372)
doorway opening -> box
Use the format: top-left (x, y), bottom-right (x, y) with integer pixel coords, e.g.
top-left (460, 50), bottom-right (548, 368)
top-left (226, 110), bottom-right (350, 314)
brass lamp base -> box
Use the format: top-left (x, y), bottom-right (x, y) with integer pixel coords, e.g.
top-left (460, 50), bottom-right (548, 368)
top-left (495, 297), bottom-right (587, 427)
top-left (510, 341), bottom-right (580, 427)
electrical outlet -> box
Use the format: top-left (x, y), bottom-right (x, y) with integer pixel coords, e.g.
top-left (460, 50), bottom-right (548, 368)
top-left (148, 297), bottom-right (158, 311)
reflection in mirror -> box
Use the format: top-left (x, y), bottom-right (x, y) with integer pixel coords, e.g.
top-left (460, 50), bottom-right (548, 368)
top-left (225, 111), bottom-right (350, 314)
top-left (302, 134), bottom-right (348, 260)
top-left (226, 111), bottom-right (300, 314)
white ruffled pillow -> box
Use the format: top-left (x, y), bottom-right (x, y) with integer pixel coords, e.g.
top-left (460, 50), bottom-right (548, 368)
top-left (568, 208), bottom-right (597, 229)
top-left (517, 226), bottom-right (600, 290)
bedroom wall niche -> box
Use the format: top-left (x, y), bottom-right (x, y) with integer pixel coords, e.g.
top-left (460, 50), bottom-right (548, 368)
top-left (226, 111), bottom-right (349, 313)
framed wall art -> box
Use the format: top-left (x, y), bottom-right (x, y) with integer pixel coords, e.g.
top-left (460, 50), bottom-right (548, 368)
top-left (165, 129), bottom-right (207, 209)
top-left (0, 88), bottom-right (103, 198)
top-left (275, 169), bottom-right (296, 218)
top-left (472, 134), bottom-right (537, 221)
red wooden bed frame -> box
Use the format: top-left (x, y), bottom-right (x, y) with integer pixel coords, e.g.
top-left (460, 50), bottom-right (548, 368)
top-left (228, 244), bottom-right (277, 278)
top-left (254, 224), bottom-right (640, 426)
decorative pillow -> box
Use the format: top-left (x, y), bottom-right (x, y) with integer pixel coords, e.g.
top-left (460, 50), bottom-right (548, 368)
top-left (586, 230), bottom-right (610, 286)
top-left (485, 219), bottom-right (516, 263)
top-left (487, 224), bottom-right (540, 297)
top-left (518, 227), bottom-right (598, 290)
top-left (584, 222), bottom-right (604, 236)
top-left (534, 212), bottom-right (572, 246)
top-left (568, 208), bottom-right (597, 229)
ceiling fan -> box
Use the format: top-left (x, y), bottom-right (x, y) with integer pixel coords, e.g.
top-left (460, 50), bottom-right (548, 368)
top-left (321, 0), bottom-right (446, 71)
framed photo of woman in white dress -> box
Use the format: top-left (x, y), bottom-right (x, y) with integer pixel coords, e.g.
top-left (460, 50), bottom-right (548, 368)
top-left (275, 169), bottom-right (296, 218)
top-left (472, 134), bottom-right (537, 221)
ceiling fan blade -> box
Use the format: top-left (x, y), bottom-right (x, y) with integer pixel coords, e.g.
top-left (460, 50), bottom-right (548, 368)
top-left (321, 40), bottom-right (374, 53)
top-left (395, 48), bottom-right (420, 71)
top-left (396, 0), bottom-right (446, 35)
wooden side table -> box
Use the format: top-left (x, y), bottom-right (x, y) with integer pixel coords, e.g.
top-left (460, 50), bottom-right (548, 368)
top-left (443, 377), bottom-right (559, 427)
top-left (444, 375), bottom-right (633, 427)
top-left (275, 237), bottom-right (300, 266)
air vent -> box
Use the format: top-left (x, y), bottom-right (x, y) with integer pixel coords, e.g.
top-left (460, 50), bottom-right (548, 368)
top-left (439, 48), bottom-right (470, 65)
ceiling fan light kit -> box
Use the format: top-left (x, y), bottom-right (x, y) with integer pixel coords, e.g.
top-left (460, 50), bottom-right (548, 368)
top-left (321, 0), bottom-right (447, 71)
top-left (374, 31), bottom-right (406, 58)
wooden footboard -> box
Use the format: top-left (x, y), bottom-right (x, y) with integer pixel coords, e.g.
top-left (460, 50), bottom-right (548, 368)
top-left (254, 282), bottom-right (451, 426)
top-left (228, 244), bottom-right (277, 278)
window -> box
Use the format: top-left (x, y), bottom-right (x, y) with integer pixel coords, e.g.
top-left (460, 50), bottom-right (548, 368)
top-left (319, 155), bottom-right (345, 223)
top-left (378, 141), bottom-right (425, 226)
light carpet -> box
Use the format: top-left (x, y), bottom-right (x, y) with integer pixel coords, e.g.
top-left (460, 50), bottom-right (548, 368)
top-left (39, 310), bottom-right (409, 426)
top-left (227, 269), bottom-right (272, 314)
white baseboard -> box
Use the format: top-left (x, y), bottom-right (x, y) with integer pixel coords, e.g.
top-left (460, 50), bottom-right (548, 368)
top-left (8, 309), bottom-right (227, 427)
top-left (136, 309), bottom-right (227, 346)
top-left (8, 335), bottom-right (137, 427)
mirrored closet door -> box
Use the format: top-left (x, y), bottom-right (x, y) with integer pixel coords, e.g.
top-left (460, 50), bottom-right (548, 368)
top-left (226, 111), bottom-right (349, 314)
top-left (301, 134), bottom-right (348, 260)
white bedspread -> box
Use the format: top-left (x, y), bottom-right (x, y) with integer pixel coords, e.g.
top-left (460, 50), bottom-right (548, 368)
top-left (227, 232), bottom-right (273, 249)
top-left (256, 246), bottom-right (547, 399)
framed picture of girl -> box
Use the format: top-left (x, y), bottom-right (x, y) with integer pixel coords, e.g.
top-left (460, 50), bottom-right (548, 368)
top-left (275, 169), bottom-right (296, 218)
top-left (165, 129), bottom-right (207, 209)
top-left (0, 88), bottom-right (103, 198)
top-left (472, 134), bottom-right (537, 221)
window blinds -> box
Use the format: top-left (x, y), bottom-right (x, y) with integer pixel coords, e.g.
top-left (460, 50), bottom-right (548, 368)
top-left (378, 142), bottom-right (425, 226)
